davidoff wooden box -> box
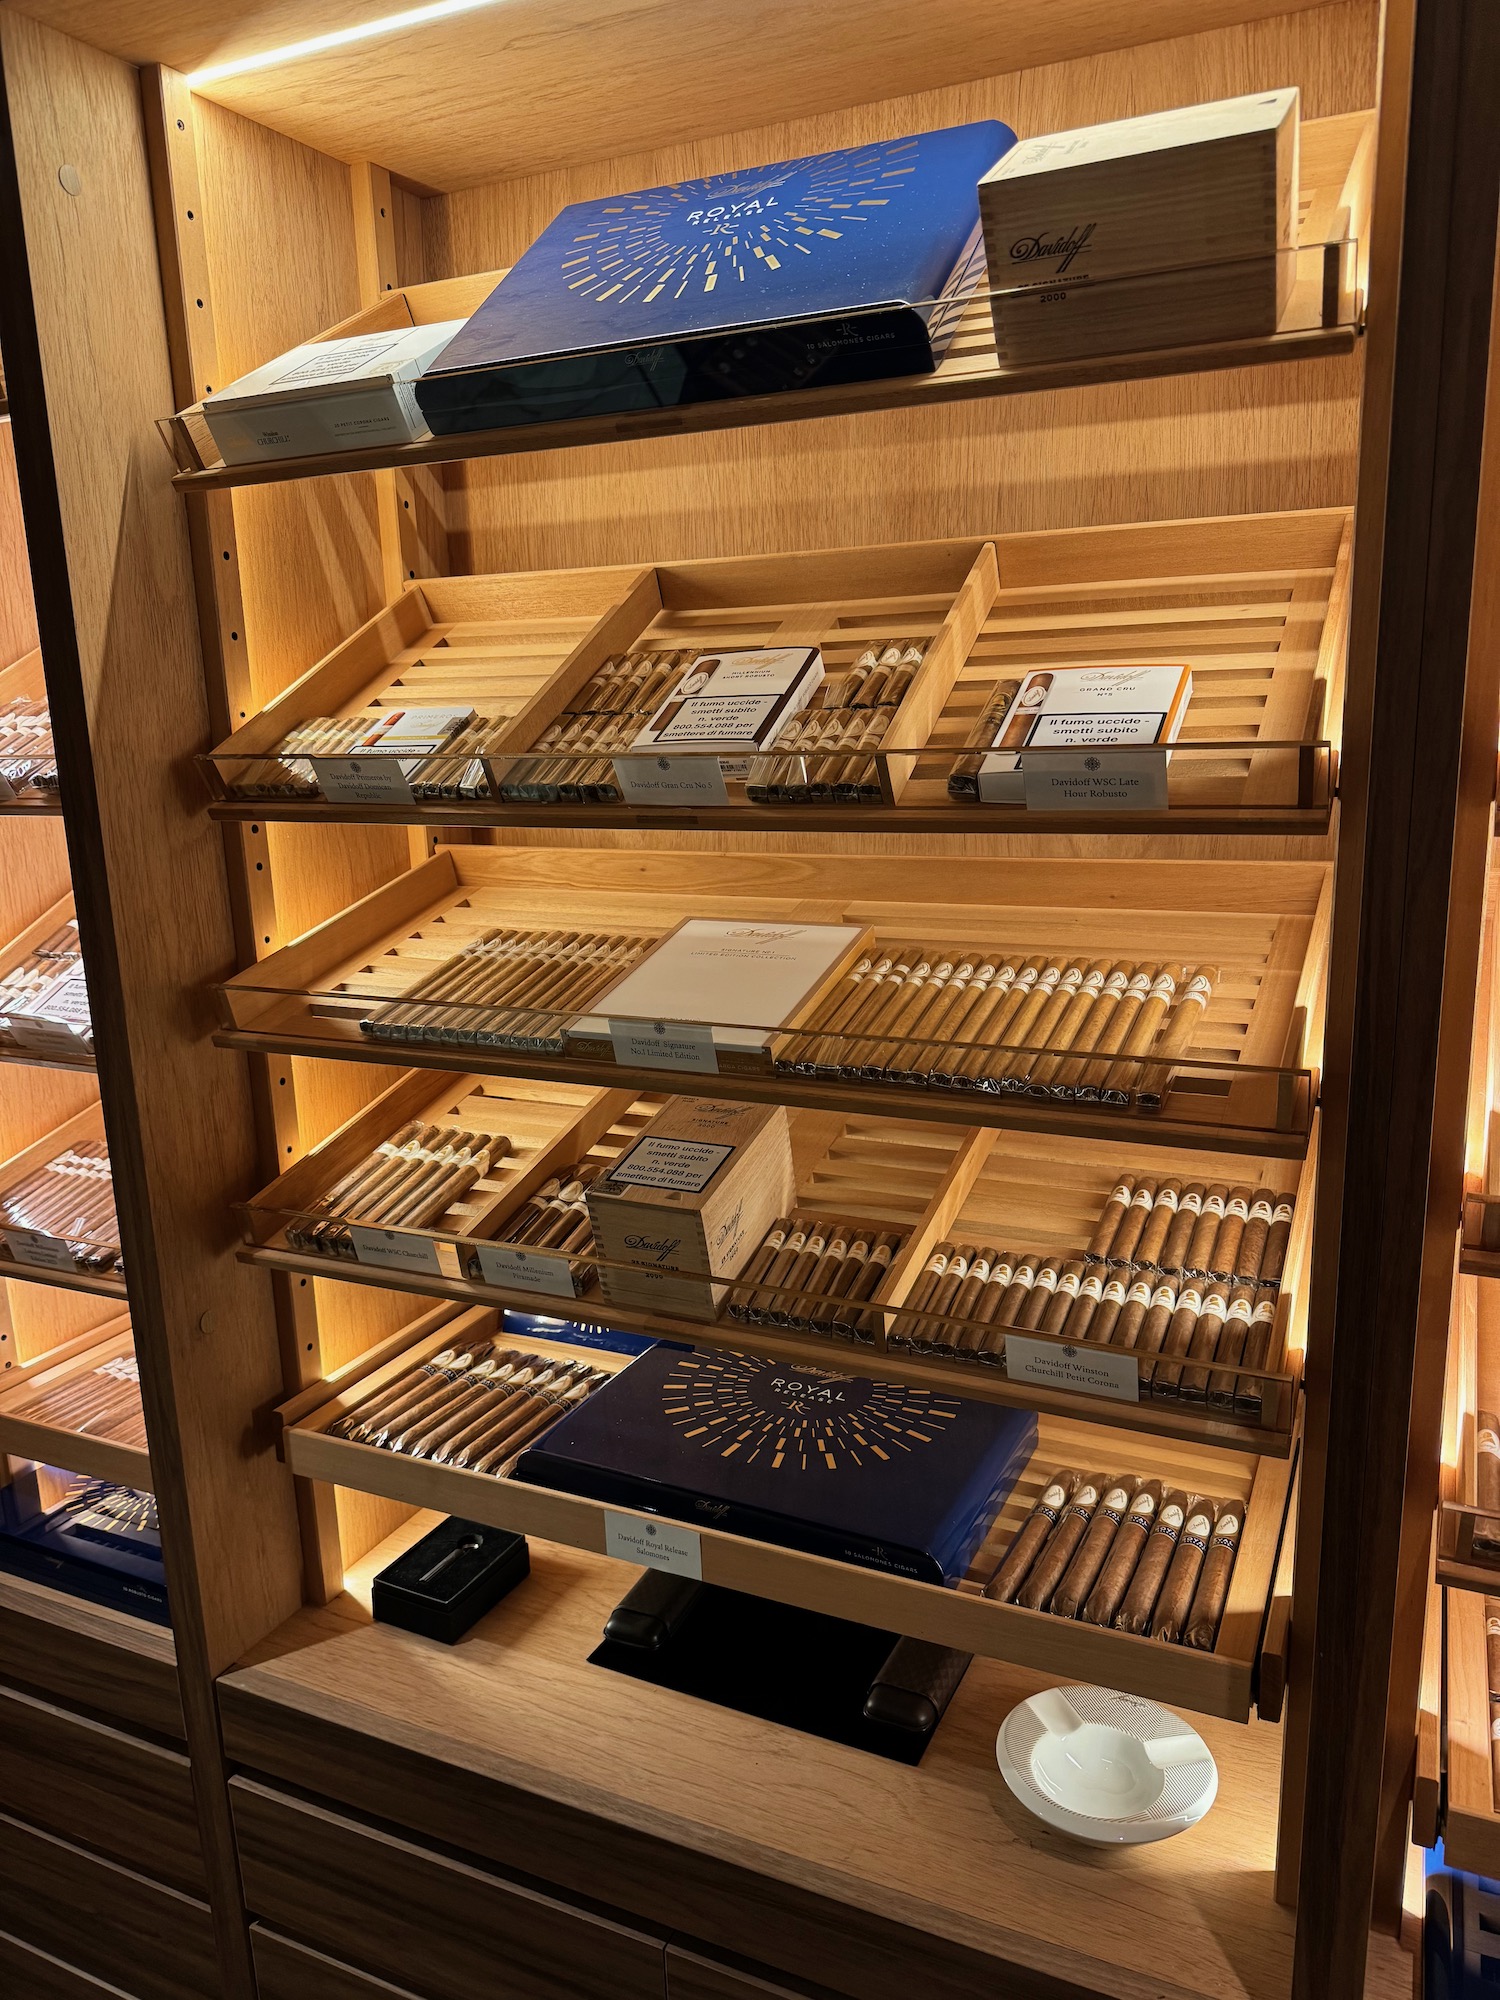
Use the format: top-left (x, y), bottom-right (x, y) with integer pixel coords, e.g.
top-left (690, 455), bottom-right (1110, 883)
top-left (979, 89), bottom-right (1300, 364)
top-left (587, 1097), bottom-right (795, 1320)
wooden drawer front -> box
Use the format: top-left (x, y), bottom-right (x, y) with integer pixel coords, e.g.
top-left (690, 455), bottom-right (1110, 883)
top-left (0, 1573), bottom-right (183, 1741)
top-left (253, 1926), bottom-right (430, 1999)
top-left (668, 1944), bottom-right (834, 2000)
top-left (0, 1927), bottom-right (141, 1999)
top-left (0, 1681), bottom-right (204, 1894)
top-left (0, 1811), bottom-right (218, 2000)
top-left (232, 1777), bottom-right (666, 2000)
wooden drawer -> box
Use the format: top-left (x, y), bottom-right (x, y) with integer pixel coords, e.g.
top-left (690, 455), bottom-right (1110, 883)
top-left (0, 1680), bottom-right (204, 1894)
top-left (0, 1811), bottom-right (217, 2000)
top-left (0, 1570), bottom-right (182, 1741)
top-left (0, 1927), bottom-right (141, 1999)
top-left (668, 1944), bottom-right (837, 2000)
top-left (232, 1776), bottom-right (667, 2000)
top-left (253, 1926), bottom-right (429, 2000)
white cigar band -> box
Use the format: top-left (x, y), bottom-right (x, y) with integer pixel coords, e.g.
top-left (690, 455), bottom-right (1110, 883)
top-left (1481, 1427), bottom-right (1500, 1457)
top-left (1227, 1298), bottom-right (1254, 1326)
top-left (1213, 1513), bottom-right (1242, 1540)
top-left (969, 1258), bottom-right (992, 1284)
top-left (1155, 1188), bottom-right (1180, 1213)
top-left (1040, 1482), bottom-right (1069, 1511)
top-left (1102, 1279), bottom-right (1127, 1304)
top-left (1149, 973), bottom-right (1178, 1000)
top-left (1125, 973), bottom-right (1153, 999)
top-left (1102, 1486), bottom-right (1131, 1512)
top-left (1177, 1288), bottom-right (1205, 1316)
top-left (1056, 1271), bottom-right (1081, 1298)
top-left (1033, 1267), bottom-right (1060, 1294)
top-left (1110, 1181), bottom-right (1133, 1203)
top-left (1227, 1196), bottom-right (1249, 1221)
top-left (1071, 1484), bottom-right (1101, 1510)
top-left (1151, 1284), bottom-right (1177, 1310)
top-left (1202, 1195), bottom-right (1226, 1220)
top-left (1127, 1280), bottom-right (1153, 1306)
top-left (1251, 1299), bottom-right (1277, 1324)
top-left (1079, 1274), bottom-right (1104, 1302)
top-left (1273, 1201), bottom-right (1294, 1223)
top-left (1179, 1191), bottom-right (1203, 1216)
top-left (1250, 1197), bottom-right (1275, 1222)
top-left (1181, 975), bottom-right (1213, 1004)
top-left (1203, 1290), bottom-right (1230, 1318)
top-left (1103, 971), bottom-right (1130, 995)
top-left (1129, 1494), bottom-right (1157, 1521)
top-left (1131, 1186), bottom-right (1155, 1209)
top-left (1185, 1513), bottom-right (1213, 1540)
top-left (1080, 971), bottom-right (1106, 995)
top-left (1158, 1504), bottom-right (1186, 1533)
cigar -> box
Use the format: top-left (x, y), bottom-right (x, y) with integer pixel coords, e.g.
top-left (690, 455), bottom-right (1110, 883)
top-left (1487, 1602), bottom-right (1500, 1700)
top-left (1184, 1186), bottom-right (1228, 1276)
top-left (1082, 1480), bottom-right (1161, 1626)
top-left (1236, 1190), bottom-right (1276, 1282)
top-left (1086, 1272), bottom-right (1130, 1346)
top-left (1150, 1498), bottom-right (1217, 1642)
top-left (987, 1471), bottom-right (1079, 1602)
top-left (1060, 1260), bottom-right (1109, 1342)
top-left (1025, 959), bottom-right (1116, 1093)
top-left (1259, 1196), bottom-right (1296, 1287)
top-left (1049, 963), bottom-right (1134, 1097)
top-left (948, 679), bottom-right (1023, 797)
top-left (1049, 1477), bottom-right (1135, 1620)
top-left (1480, 1412), bottom-right (1500, 1526)
top-left (1107, 1179), bottom-right (1158, 1267)
top-left (1155, 1183), bottom-right (1204, 1275)
top-left (1133, 1181), bottom-right (1182, 1271)
top-left (1136, 967), bottom-right (1216, 1108)
top-left (1115, 1490), bottom-right (1188, 1632)
top-left (1184, 1500), bottom-right (1245, 1649)
top-left (1232, 1283), bottom-right (1282, 1413)
top-left (953, 1252), bottom-right (1015, 1355)
top-left (1086, 1179), bottom-right (1134, 1261)
top-left (1017, 1475), bottom-right (1103, 1612)
top-left (1039, 1259), bottom-right (1087, 1334)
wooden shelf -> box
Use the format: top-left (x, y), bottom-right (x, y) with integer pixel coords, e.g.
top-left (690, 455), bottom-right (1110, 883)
top-left (0, 1317), bottom-right (151, 1492)
top-left (243, 1074), bottom-right (1311, 1452)
top-left (1443, 1586), bottom-right (1500, 1876)
top-left (280, 1306), bottom-right (1294, 1723)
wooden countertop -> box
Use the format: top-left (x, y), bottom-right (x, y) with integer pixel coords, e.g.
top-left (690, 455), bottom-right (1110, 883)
top-left (224, 1516), bottom-right (1319, 2000)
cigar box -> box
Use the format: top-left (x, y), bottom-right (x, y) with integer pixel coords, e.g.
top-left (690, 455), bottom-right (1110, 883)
top-left (202, 320), bottom-right (467, 464)
top-left (414, 121), bottom-right (1015, 436)
top-left (514, 1346), bottom-right (1038, 1586)
top-left (979, 89), bottom-right (1299, 363)
top-left (976, 663), bottom-right (1192, 810)
top-left (586, 1098), bottom-right (795, 1322)
top-left (568, 917), bottom-right (874, 1074)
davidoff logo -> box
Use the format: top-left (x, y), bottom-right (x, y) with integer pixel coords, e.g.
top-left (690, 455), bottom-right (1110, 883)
top-left (1009, 222), bottom-right (1095, 273)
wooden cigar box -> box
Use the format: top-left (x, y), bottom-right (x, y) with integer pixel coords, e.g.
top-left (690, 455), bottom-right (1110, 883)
top-left (979, 89), bottom-right (1300, 364)
top-left (586, 1097), bottom-right (795, 1321)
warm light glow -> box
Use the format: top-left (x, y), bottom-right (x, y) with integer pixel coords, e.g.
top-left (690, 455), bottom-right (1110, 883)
top-left (187, 0), bottom-right (502, 85)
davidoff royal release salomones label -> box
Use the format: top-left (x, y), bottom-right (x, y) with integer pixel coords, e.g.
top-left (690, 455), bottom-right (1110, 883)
top-left (978, 88), bottom-right (1300, 364)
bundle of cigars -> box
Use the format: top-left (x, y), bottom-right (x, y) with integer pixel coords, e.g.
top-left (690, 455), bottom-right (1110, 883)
top-left (460, 1155), bottom-right (602, 1287)
top-left (0, 696), bottom-right (59, 794)
top-left (0, 916), bottom-right (90, 1050)
top-left (987, 1468), bottom-right (1244, 1649)
top-left (328, 1341), bottom-right (609, 1474)
top-left (223, 707), bottom-right (516, 803)
top-left (496, 649), bottom-right (697, 805)
top-left (890, 1174), bottom-right (1294, 1410)
top-left (362, 929), bottom-right (653, 1055)
top-left (286, 1121), bottom-right (510, 1258)
top-left (947, 678), bottom-right (1022, 798)
top-left (727, 1212), bottom-right (910, 1342)
top-left (0, 1137), bottom-right (121, 1272)
top-left (10, 1351), bottom-right (147, 1450)
top-left (744, 639), bottom-right (926, 804)
top-left (1471, 1411), bottom-right (1500, 1563)
top-left (777, 952), bottom-right (1214, 1107)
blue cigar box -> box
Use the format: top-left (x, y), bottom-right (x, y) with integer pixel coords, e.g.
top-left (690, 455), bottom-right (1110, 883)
top-left (515, 1347), bottom-right (1036, 1586)
top-left (416, 121), bottom-right (1016, 434)
top-left (0, 1466), bottom-right (170, 1625)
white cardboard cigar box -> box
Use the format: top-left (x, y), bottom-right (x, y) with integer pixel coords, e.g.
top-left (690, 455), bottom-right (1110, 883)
top-left (203, 320), bottom-right (466, 464)
top-left (978, 663), bottom-right (1192, 810)
top-left (979, 89), bottom-right (1299, 362)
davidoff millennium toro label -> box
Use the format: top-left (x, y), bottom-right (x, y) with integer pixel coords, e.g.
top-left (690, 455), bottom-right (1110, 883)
top-left (515, 1346), bottom-right (1037, 1583)
top-left (415, 121), bottom-right (1016, 433)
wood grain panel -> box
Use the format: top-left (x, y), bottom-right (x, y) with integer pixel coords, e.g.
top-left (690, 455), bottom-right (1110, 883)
top-left (0, 1565), bottom-right (182, 1740)
top-left (231, 1777), bottom-right (668, 2000)
top-left (0, 1928), bottom-right (142, 2000)
top-left (0, 416), bottom-right (37, 666)
top-left (0, 1811), bottom-right (218, 2000)
top-left (0, 1680), bottom-right (205, 1893)
top-left (252, 1927), bottom-right (429, 2000)
top-left (433, 0), bottom-right (1377, 573)
top-left (667, 1946), bottom-right (836, 2000)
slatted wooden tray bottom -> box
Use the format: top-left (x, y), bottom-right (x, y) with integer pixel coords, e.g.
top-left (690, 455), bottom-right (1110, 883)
top-left (245, 1079), bottom-right (1307, 1451)
top-left (216, 844), bottom-right (1328, 1159)
top-left (203, 510), bottom-right (1349, 835)
top-left (282, 1305), bottom-right (1293, 1722)
top-left (0, 1316), bottom-right (150, 1490)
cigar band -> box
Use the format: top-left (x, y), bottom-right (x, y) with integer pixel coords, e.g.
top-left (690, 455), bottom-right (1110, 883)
top-left (1057, 967), bottom-right (1084, 992)
top-left (969, 1258), bottom-right (992, 1284)
top-left (1202, 1195), bottom-right (1226, 1220)
top-left (1212, 1513), bottom-right (1242, 1541)
top-left (1012, 1262), bottom-right (1039, 1285)
top-left (762, 1228), bottom-right (788, 1252)
top-left (1102, 971), bottom-right (1130, 996)
top-left (1488, 1614), bottom-right (1500, 1637)
top-left (947, 1253), bottom-right (970, 1279)
top-left (989, 1259), bottom-right (1016, 1286)
top-left (1055, 1271), bottom-right (1081, 1299)
top-left (1039, 1482), bottom-right (1070, 1513)
top-left (1079, 1274), bottom-right (1103, 1302)
top-left (1226, 1196), bottom-right (1249, 1222)
top-left (1184, 1514), bottom-right (1213, 1541)
top-left (1178, 1191), bottom-right (1203, 1216)
top-left (1153, 1188), bottom-right (1180, 1214)
top-left (1069, 1484), bottom-right (1101, 1513)
top-left (1127, 1279), bottom-right (1153, 1307)
top-left (1155, 1505), bottom-right (1186, 1535)
top-left (1181, 974), bottom-right (1213, 1003)
top-left (1125, 973), bottom-right (1153, 999)
top-left (1482, 1428), bottom-right (1500, 1457)
top-left (1226, 1297), bottom-right (1254, 1326)
top-left (1203, 1290), bottom-right (1229, 1318)
top-left (1251, 1299), bottom-right (1276, 1324)
top-left (1034, 968), bottom-right (1063, 994)
top-left (1101, 1487), bottom-right (1131, 1515)
top-left (1130, 1185), bottom-right (1155, 1210)
top-left (1012, 966), bottom-right (1039, 990)
top-left (1151, 1283), bottom-right (1177, 1310)
top-left (923, 1251), bottom-right (949, 1277)
top-left (1249, 1197), bottom-right (1275, 1223)
top-left (1273, 1201), bottom-right (1294, 1224)
top-left (869, 1243), bottom-right (894, 1269)
top-left (1102, 1279), bottom-right (1127, 1304)
top-left (1079, 970), bottom-right (1106, 995)
top-left (1491, 1716), bottom-right (1500, 1746)
top-left (1127, 1494), bottom-right (1157, 1522)
top-left (1176, 1288), bottom-right (1204, 1316)
top-left (1033, 1267), bottom-right (1060, 1294)
top-left (1148, 972), bottom-right (1177, 1001)
top-left (1110, 1182), bottom-right (1133, 1204)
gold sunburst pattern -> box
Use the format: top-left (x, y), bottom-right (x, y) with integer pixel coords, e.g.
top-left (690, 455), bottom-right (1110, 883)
top-left (660, 1351), bottom-right (961, 1475)
top-left (558, 136), bottom-right (922, 307)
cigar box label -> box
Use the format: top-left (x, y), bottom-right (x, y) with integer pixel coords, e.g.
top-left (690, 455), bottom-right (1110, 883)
top-left (11, 969), bottom-right (93, 1054)
top-left (1018, 746), bottom-right (1170, 812)
top-left (612, 754), bottom-right (732, 809)
top-left (1004, 1333), bottom-right (1140, 1402)
top-left (347, 1224), bottom-right (444, 1275)
top-left (608, 1017), bottom-right (720, 1074)
top-left (606, 1135), bottom-right (735, 1195)
top-left (472, 1242), bottom-right (580, 1297)
top-left (603, 1510), bottom-right (703, 1579)
top-left (311, 755), bottom-right (416, 806)
top-left (3, 1227), bottom-right (78, 1272)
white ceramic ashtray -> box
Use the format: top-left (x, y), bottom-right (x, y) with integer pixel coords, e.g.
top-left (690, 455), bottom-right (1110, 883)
top-left (996, 1685), bottom-right (1218, 1845)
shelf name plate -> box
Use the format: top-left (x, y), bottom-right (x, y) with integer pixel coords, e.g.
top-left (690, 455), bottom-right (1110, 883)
top-left (471, 1241), bottom-right (579, 1297)
top-left (1020, 747), bottom-right (1170, 812)
top-left (348, 1224), bottom-right (443, 1275)
top-left (604, 1510), bottom-right (703, 1579)
top-left (609, 1017), bottom-right (719, 1074)
top-left (3, 1227), bottom-right (78, 1273)
top-left (311, 756), bottom-right (416, 807)
top-left (1004, 1334), bottom-right (1141, 1403)
top-left (612, 754), bottom-right (731, 809)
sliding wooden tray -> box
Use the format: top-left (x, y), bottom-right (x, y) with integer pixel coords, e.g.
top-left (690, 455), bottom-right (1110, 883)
top-left (1442, 1586), bottom-right (1500, 1875)
top-left (165, 114), bottom-right (1370, 493)
top-left (281, 1304), bottom-right (1294, 1723)
top-left (0, 649), bottom-right (60, 816)
top-left (244, 1083), bottom-right (1304, 1451)
top-left (202, 511), bottom-right (1347, 835)
top-left (0, 1101), bottom-right (124, 1299)
top-left (0, 1314), bottom-right (149, 1490)
top-left (215, 844), bottom-right (1326, 1156)
top-left (0, 891), bottom-right (92, 1074)
top-left (1437, 1277), bottom-right (1500, 1593)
